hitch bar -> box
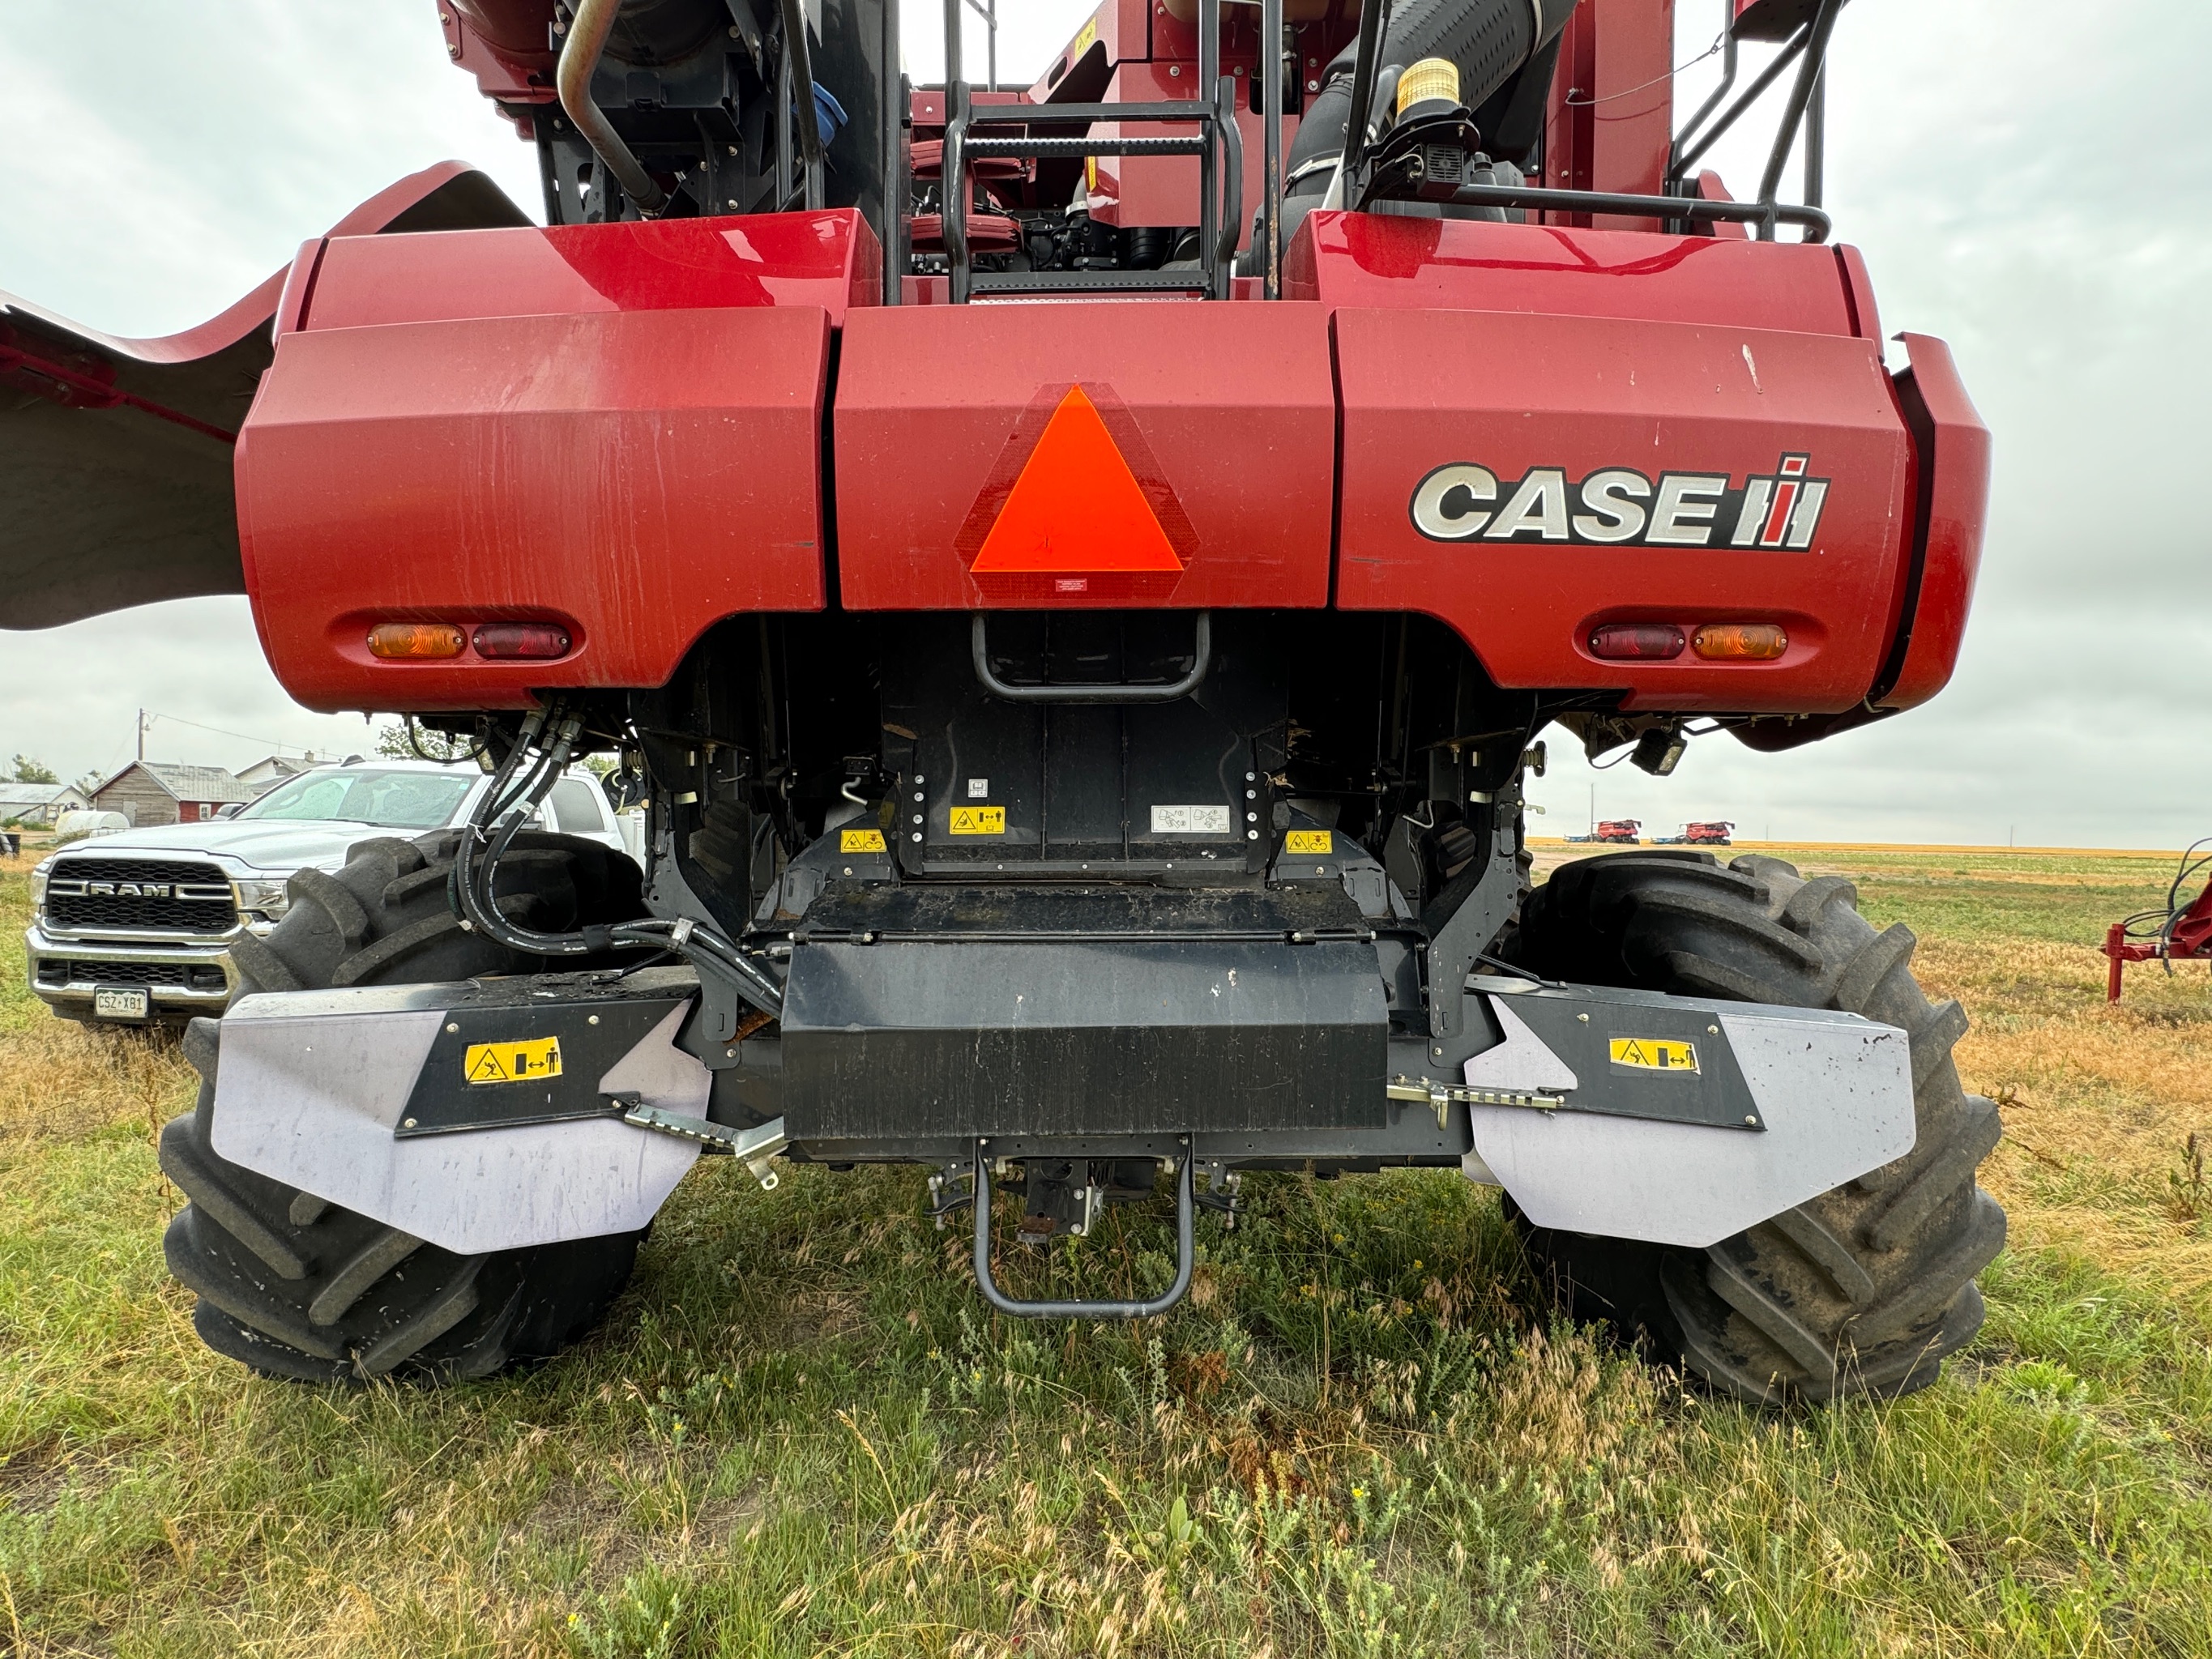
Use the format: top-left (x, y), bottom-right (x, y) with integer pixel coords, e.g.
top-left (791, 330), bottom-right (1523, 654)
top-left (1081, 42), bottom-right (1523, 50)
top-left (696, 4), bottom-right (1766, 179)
top-left (971, 1138), bottom-right (1197, 1319)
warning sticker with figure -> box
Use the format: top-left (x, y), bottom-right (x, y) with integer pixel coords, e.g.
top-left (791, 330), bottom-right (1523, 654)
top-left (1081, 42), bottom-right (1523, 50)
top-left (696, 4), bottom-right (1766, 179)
top-left (840, 828), bottom-right (887, 853)
top-left (1609, 1038), bottom-right (1699, 1073)
top-left (1151, 804), bottom-right (1232, 834)
top-left (465, 1037), bottom-right (563, 1085)
top-left (1284, 830), bottom-right (1333, 855)
top-left (949, 806), bottom-right (1006, 835)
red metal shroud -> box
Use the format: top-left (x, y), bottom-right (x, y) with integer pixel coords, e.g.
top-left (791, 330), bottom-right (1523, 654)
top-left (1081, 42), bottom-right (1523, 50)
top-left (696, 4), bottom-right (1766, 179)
top-left (237, 211), bottom-right (878, 711)
top-left (1312, 212), bottom-right (1919, 714)
top-left (226, 199), bottom-right (1983, 723)
top-left (832, 302), bottom-right (1337, 612)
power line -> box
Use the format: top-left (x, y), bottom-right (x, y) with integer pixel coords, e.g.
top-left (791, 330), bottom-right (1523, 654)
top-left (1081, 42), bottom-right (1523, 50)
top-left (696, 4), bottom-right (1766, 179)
top-left (141, 710), bottom-right (327, 756)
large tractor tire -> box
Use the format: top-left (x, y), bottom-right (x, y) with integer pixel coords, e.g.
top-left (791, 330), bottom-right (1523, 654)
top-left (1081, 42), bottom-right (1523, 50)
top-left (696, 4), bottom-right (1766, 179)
top-left (1505, 851), bottom-right (2005, 1403)
top-left (158, 830), bottom-right (650, 1384)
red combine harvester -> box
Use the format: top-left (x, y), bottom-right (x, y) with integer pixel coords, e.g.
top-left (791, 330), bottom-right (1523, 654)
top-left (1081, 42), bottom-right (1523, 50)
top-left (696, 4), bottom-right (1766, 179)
top-left (2, 0), bottom-right (2002, 1403)
top-left (1568, 820), bottom-right (1642, 844)
top-left (1657, 821), bottom-right (1736, 845)
top-left (2102, 839), bottom-right (2212, 1002)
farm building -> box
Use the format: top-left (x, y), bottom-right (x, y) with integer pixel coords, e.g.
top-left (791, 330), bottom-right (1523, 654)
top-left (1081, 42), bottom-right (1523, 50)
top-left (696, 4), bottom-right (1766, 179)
top-left (89, 761), bottom-right (258, 826)
top-left (0, 782), bottom-right (91, 826)
top-left (236, 753), bottom-right (315, 795)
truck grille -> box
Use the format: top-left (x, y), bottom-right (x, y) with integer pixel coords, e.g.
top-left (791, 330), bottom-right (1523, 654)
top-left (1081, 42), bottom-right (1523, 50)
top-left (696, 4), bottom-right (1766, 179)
top-left (34, 959), bottom-right (228, 991)
top-left (43, 858), bottom-right (238, 933)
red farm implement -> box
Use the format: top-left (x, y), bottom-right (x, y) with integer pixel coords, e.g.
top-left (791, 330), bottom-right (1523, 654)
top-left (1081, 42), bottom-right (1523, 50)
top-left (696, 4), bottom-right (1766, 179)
top-left (1655, 821), bottom-right (1734, 846)
top-left (2102, 839), bottom-right (2212, 1002)
top-left (2, 0), bottom-right (2006, 1404)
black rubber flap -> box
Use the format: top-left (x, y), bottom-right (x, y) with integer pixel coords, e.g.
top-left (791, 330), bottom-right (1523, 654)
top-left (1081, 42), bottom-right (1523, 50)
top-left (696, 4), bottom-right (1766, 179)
top-left (783, 936), bottom-right (1387, 1137)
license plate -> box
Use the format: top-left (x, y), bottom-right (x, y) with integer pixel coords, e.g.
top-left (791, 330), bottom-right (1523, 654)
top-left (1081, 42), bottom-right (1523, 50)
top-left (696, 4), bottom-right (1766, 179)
top-left (95, 986), bottom-right (151, 1020)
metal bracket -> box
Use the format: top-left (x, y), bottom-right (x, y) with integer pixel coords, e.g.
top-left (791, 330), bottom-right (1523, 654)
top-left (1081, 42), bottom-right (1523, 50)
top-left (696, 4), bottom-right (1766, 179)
top-left (1387, 1075), bottom-right (1565, 1128)
top-left (971, 1137), bottom-right (1196, 1318)
top-left (624, 1102), bottom-right (789, 1189)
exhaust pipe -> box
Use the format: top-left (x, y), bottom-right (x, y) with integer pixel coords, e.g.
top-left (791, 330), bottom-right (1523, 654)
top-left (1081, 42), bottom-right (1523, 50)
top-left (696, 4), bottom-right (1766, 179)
top-left (557, 0), bottom-right (671, 216)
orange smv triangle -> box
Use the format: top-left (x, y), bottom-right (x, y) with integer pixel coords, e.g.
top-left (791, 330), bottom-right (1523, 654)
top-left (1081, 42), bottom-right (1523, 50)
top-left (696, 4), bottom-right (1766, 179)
top-left (970, 387), bottom-right (1183, 574)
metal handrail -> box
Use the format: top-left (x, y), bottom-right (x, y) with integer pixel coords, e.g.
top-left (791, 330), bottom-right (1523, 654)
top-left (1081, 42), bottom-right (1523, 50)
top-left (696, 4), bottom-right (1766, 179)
top-left (776, 0), bottom-right (825, 210)
top-left (1753, 0), bottom-right (1843, 237)
top-left (1671, 22), bottom-right (1808, 178)
top-left (1445, 181), bottom-right (1830, 242)
top-left (1260, 0), bottom-right (1283, 299)
top-left (940, 0), bottom-right (1236, 302)
top-left (1669, 2), bottom-right (1740, 173)
top-left (971, 612), bottom-right (1213, 704)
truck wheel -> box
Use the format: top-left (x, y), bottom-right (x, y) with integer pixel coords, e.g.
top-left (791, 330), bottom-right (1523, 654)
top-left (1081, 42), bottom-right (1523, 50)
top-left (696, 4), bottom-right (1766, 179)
top-left (1505, 851), bottom-right (2005, 1403)
top-left (158, 831), bottom-right (647, 1383)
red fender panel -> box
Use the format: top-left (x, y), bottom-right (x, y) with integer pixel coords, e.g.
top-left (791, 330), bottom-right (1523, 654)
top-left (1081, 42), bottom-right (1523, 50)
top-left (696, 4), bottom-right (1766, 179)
top-left (1332, 305), bottom-right (1915, 714)
top-left (833, 301), bottom-right (1336, 610)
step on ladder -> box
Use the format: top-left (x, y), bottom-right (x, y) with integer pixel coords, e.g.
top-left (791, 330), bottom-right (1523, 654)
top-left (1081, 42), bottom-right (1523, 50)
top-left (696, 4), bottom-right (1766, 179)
top-left (933, 0), bottom-right (1245, 301)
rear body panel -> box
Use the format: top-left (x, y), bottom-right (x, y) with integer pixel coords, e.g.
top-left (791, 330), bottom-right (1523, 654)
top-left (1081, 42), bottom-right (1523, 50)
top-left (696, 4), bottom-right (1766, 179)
top-left (236, 211), bottom-right (878, 711)
top-left (832, 302), bottom-right (1337, 611)
top-left (49, 176), bottom-right (1977, 726)
top-left (1334, 304), bottom-right (1914, 713)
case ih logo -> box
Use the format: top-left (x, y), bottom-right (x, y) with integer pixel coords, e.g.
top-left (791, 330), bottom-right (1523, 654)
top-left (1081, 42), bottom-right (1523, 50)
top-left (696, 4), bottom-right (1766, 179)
top-left (1411, 454), bottom-right (1832, 550)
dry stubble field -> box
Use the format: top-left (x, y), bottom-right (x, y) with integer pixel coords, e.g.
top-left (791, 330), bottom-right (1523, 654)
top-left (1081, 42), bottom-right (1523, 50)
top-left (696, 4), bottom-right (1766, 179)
top-left (2, 840), bottom-right (2210, 1657)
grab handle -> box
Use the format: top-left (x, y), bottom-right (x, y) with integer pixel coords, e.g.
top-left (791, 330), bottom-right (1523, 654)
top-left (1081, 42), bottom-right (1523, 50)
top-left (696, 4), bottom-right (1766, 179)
top-left (971, 612), bottom-right (1211, 704)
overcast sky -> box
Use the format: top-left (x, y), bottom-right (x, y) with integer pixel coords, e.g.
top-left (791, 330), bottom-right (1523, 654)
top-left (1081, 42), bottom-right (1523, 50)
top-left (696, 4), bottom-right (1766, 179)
top-left (2, 2), bottom-right (2201, 846)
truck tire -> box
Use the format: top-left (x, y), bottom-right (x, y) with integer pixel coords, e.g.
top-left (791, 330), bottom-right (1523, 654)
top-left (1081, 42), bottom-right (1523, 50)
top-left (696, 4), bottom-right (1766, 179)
top-left (158, 830), bottom-right (648, 1383)
top-left (1505, 851), bottom-right (2005, 1403)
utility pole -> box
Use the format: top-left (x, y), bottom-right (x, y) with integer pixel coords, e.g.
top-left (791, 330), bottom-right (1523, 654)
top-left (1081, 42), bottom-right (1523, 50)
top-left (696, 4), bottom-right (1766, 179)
top-left (137, 708), bottom-right (146, 761)
top-left (1588, 783), bottom-right (1595, 837)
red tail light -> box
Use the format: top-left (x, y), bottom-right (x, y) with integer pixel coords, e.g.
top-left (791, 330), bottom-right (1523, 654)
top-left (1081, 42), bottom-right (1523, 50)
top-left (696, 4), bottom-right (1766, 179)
top-left (1587, 623), bottom-right (1685, 661)
top-left (472, 622), bottom-right (572, 659)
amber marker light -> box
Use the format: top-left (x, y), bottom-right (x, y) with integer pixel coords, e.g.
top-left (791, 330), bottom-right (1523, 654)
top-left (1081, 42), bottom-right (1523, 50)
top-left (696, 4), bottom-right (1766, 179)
top-left (367, 622), bottom-right (466, 659)
top-left (472, 622), bottom-right (573, 660)
top-left (1692, 623), bottom-right (1790, 661)
top-left (1587, 623), bottom-right (1685, 661)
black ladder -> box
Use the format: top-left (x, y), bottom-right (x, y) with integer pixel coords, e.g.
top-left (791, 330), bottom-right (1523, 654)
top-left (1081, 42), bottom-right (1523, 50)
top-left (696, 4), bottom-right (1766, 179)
top-left (936, 0), bottom-right (1245, 301)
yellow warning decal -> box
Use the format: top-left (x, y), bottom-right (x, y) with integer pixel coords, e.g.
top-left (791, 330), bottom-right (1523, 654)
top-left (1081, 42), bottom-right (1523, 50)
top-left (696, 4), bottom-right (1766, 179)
top-left (1609, 1038), bottom-right (1698, 1073)
top-left (840, 827), bottom-right (887, 853)
top-left (1285, 830), bottom-right (1334, 855)
top-left (950, 806), bottom-right (1007, 835)
top-left (465, 1037), bottom-right (562, 1085)
top-left (1073, 18), bottom-right (1098, 59)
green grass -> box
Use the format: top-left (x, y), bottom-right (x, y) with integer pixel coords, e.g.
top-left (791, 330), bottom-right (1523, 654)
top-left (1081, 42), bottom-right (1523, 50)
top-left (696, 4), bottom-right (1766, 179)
top-left (6, 847), bottom-right (2212, 1657)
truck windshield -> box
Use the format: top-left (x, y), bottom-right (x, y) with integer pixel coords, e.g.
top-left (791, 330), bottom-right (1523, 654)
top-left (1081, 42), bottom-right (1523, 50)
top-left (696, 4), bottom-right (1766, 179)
top-left (237, 768), bottom-right (476, 830)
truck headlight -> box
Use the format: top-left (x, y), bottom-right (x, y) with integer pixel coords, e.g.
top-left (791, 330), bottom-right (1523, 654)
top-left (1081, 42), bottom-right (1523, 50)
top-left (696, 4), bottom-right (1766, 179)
top-left (30, 860), bottom-right (50, 911)
top-left (233, 877), bottom-right (291, 919)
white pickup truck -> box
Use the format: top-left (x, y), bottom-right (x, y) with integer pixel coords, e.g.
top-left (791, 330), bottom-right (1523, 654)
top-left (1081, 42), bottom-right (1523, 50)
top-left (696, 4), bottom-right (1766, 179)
top-left (23, 760), bottom-right (630, 1026)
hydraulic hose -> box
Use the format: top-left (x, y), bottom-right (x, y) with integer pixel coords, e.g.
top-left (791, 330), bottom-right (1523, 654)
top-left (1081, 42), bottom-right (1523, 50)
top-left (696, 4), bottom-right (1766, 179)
top-left (557, 0), bottom-right (671, 215)
top-left (450, 704), bottom-right (785, 1020)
